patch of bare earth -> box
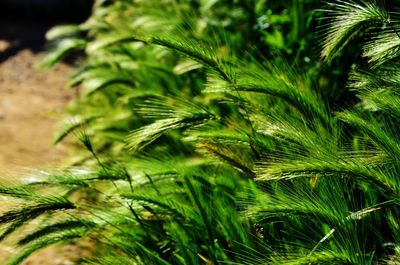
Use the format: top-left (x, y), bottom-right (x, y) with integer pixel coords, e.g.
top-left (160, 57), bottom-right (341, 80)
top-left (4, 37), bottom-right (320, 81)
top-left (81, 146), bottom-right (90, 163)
top-left (0, 44), bottom-right (89, 264)
top-left (0, 46), bottom-right (71, 171)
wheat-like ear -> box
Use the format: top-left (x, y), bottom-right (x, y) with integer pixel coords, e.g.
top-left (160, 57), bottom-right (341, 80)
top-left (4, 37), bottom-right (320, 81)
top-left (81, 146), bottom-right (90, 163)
top-left (338, 111), bottom-right (400, 158)
top-left (17, 219), bottom-right (95, 245)
top-left (359, 89), bottom-right (400, 118)
top-left (126, 97), bottom-right (217, 152)
top-left (54, 114), bottom-right (102, 144)
top-left (7, 229), bottom-right (88, 265)
top-left (86, 32), bottom-right (231, 78)
top-left (0, 195), bottom-right (76, 245)
top-left (321, 0), bottom-right (389, 62)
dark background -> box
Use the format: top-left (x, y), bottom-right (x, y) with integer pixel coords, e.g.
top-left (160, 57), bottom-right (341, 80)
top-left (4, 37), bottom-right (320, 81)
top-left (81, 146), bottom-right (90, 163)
top-left (0, 0), bottom-right (93, 63)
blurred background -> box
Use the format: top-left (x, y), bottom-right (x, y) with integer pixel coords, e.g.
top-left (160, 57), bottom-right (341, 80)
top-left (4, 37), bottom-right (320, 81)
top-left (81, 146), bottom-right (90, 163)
top-left (0, 0), bottom-right (92, 173)
top-left (0, 0), bottom-right (93, 61)
top-left (0, 2), bottom-right (94, 264)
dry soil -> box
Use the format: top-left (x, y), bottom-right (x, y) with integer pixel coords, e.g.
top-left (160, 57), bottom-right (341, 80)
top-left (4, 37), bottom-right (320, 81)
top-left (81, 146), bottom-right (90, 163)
top-left (0, 15), bottom-right (87, 265)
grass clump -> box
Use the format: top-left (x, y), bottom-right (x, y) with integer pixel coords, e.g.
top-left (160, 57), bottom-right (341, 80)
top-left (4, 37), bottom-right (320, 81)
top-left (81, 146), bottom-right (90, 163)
top-left (2, 0), bottom-right (400, 264)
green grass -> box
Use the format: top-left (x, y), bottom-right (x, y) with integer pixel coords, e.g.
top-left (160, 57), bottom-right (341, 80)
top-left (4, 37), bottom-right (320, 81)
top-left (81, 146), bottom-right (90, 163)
top-left (2, 0), bottom-right (400, 264)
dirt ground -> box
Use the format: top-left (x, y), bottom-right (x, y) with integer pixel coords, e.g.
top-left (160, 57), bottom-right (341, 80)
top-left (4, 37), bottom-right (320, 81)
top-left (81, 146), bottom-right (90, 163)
top-left (0, 13), bottom-right (87, 265)
top-left (0, 45), bottom-right (72, 173)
